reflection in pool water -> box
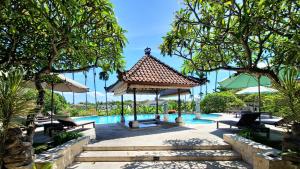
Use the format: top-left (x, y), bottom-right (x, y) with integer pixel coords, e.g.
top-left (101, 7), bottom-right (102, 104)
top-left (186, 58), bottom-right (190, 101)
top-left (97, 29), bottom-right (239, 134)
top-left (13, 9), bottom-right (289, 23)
top-left (73, 113), bottom-right (221, 125)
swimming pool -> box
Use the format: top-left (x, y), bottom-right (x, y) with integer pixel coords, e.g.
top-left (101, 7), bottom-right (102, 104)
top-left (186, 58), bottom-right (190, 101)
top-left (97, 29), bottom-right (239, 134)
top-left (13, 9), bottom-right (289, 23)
top-left (73, 113), bottom-right (221, 125)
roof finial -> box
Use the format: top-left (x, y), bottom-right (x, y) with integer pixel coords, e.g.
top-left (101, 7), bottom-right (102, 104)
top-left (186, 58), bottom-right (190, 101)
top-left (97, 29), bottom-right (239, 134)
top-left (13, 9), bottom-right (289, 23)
top-left (144, 47), bottom-right (151, 55)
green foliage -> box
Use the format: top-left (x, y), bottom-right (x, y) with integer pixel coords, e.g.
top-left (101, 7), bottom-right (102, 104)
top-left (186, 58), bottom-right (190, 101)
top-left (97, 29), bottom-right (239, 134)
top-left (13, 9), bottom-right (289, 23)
top-left (200, 92), bottom-right (245, 113)
top-left (273, 66), bottom-right (300, 123)
top-left (167, 100), bottom-right (178, 110)
top-left (0, 68), bottom-right (35, 128)
top-left (44, 90), bottom-right (67, 114)
top-left (0, 0), bottom-right (127, 77)
top-left (33, 143), bottom-right (51, 154)
top-left (238, 129), bottom-right (282, 150)
top-left (160, 0), bottom-right (299, 85)
top-left (238, 129), bottom-right (253, 139)
top-left (0, 68), bottom-right (35, 165)
top-left (53, 131), bottom-right (83, 146)
top-left (33, 162), bottom-right (53, 169)
top-left (261, 94), bottom-right (288, 116)
top-left (24, 89), bottom-right (68, 115)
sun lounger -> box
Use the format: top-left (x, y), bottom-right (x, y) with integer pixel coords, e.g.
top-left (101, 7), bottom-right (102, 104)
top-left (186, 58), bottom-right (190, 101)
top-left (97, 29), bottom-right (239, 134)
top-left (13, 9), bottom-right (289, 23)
top-left (234, 110), bottom-right (252, 118)
top-left (57, 118), bottom-right (95, 129)
top-left (43, 118), bottom-right (95, 136)
top-left (216, 112), bottom-right (270, 138)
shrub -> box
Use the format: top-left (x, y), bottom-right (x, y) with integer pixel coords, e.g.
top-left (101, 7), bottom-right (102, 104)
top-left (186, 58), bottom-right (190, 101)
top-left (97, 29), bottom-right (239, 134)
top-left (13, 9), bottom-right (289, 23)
top-left (53, 131), bottom-right (83, 146)
top-left (200, 91), bottom-right (245, 113)
top-left (33, 143), bottom-right (52, 154)
top-left (24, 89), bottom-right (68, 115)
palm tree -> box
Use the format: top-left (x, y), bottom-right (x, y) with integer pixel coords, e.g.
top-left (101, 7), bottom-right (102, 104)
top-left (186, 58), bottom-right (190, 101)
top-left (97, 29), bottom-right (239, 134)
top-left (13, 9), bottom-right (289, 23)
top-left (93, 68), bottom-right (97, 111)
top-left (83, 71), bottom-right (88, 110)
top-left (99, 71), bottom-right (109, 116)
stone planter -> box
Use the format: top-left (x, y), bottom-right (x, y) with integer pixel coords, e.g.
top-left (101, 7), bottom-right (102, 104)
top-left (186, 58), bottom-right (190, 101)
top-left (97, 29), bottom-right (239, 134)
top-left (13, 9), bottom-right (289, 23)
top-left (291, 123), bottom-right (300, 136)
top-left (35, 136), bottom-right (90, 169)
top-left (282, 123), bottom-right (300, 164)
top-left (224, 134), bottom-right (299, 169)
top-left (282, 154), bottom-right (300, 164)
top-left (3, 128), bottom-right (34, 169)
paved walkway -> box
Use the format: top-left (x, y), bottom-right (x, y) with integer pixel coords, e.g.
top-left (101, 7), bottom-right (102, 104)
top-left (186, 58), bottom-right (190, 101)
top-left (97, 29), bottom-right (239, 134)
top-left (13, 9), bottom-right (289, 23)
top-left (68, 121), bottom-right (252, 169)
top-left (90, 123), bottom-right (238, 147)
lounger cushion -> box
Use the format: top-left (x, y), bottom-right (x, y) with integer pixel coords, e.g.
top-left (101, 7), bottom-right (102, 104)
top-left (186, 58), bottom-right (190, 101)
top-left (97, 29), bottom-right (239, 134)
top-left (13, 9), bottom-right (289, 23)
top-left (236, 113), bottom-right (260, 127)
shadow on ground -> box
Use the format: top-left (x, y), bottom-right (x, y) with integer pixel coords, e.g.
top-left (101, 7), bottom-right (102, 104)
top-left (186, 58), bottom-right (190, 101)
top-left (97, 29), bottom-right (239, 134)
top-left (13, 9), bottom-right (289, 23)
top-left (67, 161), bottom-right (251, 169)
top-left (92, 123), bottom-right (196, 142)
top-left (119, 161), bottom-right (251, 169)
top-left (163, 137), bottom-right (223, 146)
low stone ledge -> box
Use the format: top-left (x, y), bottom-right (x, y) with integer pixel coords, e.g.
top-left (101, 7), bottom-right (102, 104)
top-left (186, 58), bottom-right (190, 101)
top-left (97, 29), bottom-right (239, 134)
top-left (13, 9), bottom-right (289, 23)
top-left (35, 136), bottom-right (90, 169)
top-left (224, 134), bottom-right (298, 169)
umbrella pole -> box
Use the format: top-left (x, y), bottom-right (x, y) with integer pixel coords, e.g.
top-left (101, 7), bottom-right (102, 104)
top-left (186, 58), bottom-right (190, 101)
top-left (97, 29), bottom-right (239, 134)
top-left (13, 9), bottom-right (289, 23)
top-left (51, 82), bottom-right (54, 125)
top-left (258, 76), bottom-right (261, 112)
top-left (72, 73), bottom-right (75, 105)
top-left (84, 71), bottom-right (88, 110)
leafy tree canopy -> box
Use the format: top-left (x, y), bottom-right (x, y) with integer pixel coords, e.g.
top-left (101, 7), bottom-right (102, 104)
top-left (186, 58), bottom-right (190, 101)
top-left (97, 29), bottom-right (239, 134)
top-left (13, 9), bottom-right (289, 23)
top-left (160, 0), bottom-right (300, 83)
top-left (0, 0), bottom-right (127, 78)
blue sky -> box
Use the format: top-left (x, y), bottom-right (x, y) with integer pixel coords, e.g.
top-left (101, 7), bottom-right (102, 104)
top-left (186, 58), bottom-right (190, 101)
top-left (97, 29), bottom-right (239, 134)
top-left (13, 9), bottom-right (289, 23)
top-left (61, 0), bottom-right (232, 103)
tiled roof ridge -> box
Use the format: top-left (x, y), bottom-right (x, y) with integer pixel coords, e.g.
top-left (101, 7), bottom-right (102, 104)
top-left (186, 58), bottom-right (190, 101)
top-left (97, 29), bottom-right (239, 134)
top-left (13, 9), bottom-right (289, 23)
top-left (147, 55), bottom-right (199, 84)
top-left (123, 55), bottom-right (148, 80)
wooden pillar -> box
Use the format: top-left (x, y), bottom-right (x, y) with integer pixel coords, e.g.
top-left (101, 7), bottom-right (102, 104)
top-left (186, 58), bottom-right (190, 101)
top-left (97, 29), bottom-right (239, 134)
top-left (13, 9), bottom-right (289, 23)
top-left (121, 95), bottom-right (124, 117)
top-left (178, 89), bottom-right (181, 117)
top-left (133, 88), bottom-right (137, 121)
top-left (156, 90), bottom-right (159, 115)
top-left (120, 95), bottom-right (125, 123)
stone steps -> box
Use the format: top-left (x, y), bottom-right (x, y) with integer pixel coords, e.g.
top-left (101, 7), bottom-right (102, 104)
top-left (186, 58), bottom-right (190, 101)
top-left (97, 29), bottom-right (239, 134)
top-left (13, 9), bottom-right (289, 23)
top-left (75, 150), bottom-right (241, 162)
top-left (83, 144), bottom-right (232, 151)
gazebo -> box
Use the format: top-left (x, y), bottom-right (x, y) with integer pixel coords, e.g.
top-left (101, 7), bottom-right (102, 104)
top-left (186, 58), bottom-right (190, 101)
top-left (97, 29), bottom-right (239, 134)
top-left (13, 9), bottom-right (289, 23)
top-left (107, 48), bottom-right (204, 128)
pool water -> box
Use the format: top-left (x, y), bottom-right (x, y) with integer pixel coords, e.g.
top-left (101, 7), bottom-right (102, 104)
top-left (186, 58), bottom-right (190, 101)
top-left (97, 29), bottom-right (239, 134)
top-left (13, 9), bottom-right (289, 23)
top-left (73, 113), bottom-right (221, 125)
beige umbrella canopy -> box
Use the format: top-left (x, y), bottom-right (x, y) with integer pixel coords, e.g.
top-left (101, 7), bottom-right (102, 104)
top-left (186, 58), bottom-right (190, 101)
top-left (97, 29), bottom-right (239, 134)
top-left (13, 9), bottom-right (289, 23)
top-left (45, 74), bottom-right (89, 93)
top-left (46, 74), bottom-right (89, 124)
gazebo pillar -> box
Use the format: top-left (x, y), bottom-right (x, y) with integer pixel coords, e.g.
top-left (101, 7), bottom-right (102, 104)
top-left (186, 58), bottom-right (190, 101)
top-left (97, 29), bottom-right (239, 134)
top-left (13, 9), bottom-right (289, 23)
top-left (120, 95), bottom-right (125, 123)
top-left (132, 88), bottom-right (139, 128)
top-left (176, 89), bottom-right (183, 124)
top-left (155, 90), bottom-right (160, 120)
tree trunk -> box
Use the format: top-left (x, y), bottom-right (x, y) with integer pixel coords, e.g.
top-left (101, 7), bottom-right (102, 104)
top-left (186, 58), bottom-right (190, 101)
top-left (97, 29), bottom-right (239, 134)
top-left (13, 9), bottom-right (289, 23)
top-left (26, 73), bottom-right (45, 142)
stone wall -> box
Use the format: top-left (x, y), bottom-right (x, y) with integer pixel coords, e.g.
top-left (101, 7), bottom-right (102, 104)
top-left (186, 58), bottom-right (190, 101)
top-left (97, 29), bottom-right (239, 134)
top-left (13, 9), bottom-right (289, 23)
top-left (35, 136), bottom-right (90, 169)
top-left (224, 134), bottom-right (299, 169)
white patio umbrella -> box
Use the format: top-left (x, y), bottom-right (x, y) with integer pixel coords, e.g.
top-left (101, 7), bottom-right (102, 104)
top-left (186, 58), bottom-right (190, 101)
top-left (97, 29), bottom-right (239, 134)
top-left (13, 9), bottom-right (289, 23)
top-left (236, 86), bottom-right (278, 95)
top-left (46, 74), bottom-right (89, 124)
top-left (236, 86), bottom-right (277, 113)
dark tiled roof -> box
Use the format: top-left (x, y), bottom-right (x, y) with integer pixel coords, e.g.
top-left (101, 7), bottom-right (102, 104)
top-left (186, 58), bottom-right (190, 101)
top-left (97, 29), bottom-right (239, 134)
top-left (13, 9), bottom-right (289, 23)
top-left (120, 55), bottom-right (199, 87)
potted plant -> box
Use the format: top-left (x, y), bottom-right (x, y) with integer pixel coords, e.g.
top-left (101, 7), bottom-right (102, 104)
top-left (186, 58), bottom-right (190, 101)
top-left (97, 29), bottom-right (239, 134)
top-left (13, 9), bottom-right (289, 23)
top-left (274, 66), bottom-right (300, 164)
top-left (0, 68), bottom-right (35, 169)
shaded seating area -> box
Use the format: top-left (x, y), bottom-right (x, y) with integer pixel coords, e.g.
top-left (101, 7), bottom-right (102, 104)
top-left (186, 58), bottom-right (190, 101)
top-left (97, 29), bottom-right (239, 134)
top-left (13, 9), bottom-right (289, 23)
top-left (216, 112), bottom-right (270, 138)
top-left (107, 48), bottom-right (206, 128)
